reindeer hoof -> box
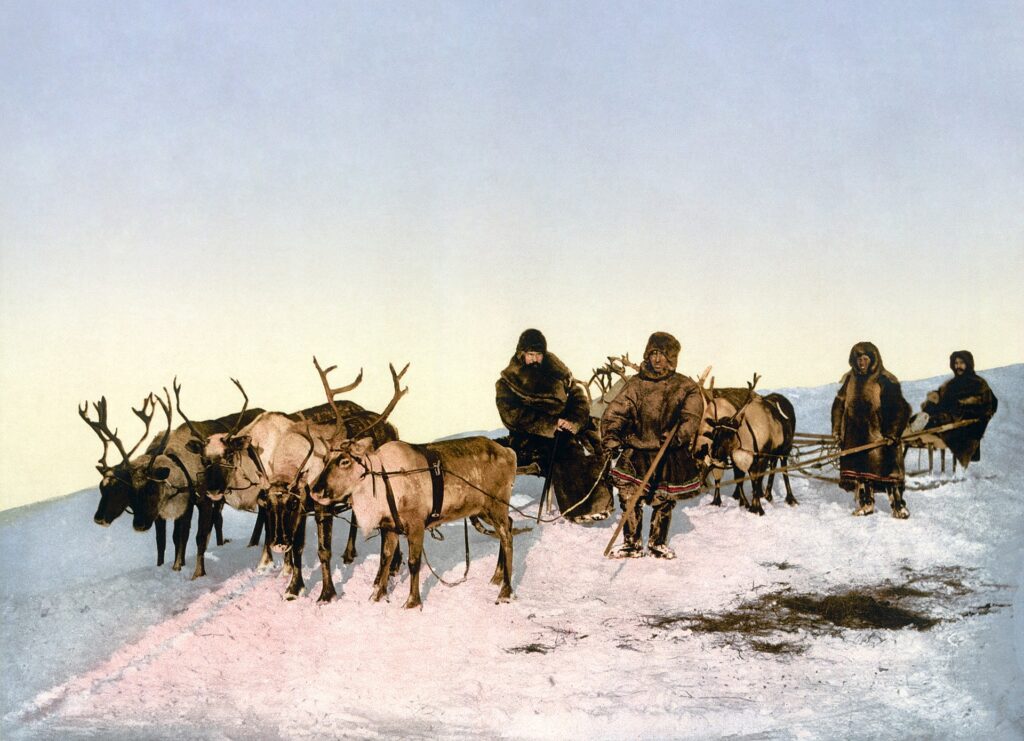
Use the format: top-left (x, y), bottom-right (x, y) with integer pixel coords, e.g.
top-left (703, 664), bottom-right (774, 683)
top-left (852, 504), bottom-right (875, 516)
top-left (172, 563), bottom-right (183, 572)
top-left (710, 498), bottom-right (722, 507)
top-left (496, 589), bottom-right (514, 604)
top-left (892, 508), bottom-right (910, 520)
top-left (317, 589), bottom-right (337, 603)
top-left (786, 497), bottom-right (799, 507)
top-left (191, 569), bottom-right (206, 581)
top-left (342, 553), bottom-right (355, 565)
top-left (403, 597), bottom-right (422, 610)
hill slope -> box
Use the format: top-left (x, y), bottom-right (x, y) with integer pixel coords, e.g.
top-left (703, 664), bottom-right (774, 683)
top-left (2, 366), bottom-right (1023, 739)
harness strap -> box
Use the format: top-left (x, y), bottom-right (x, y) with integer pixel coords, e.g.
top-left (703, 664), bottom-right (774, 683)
top-left (412, 444), bottom-right (445, 527)
top-left (379, 468), bottom-right (406, 535)
top-left (167, 452), bottom-right (199, 502)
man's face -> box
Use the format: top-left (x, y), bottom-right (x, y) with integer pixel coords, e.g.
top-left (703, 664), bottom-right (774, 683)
top-left (523, 351), bottom-right (544, 366)
top-left (855, 353), bottom-right (872, 374)
top-left (953, 358), bottom-right (968, 376)
top-left (648, 349), bottom-right (670, 375)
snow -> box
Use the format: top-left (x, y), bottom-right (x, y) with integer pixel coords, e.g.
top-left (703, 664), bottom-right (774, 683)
top-left (2, 366), bottom-right (1023, 740)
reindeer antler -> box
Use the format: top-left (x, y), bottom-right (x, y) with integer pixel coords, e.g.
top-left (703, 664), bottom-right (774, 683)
top-left (173, 377), bottom-right (206, 443)
top-left (79, 398), bottom-right (114, 470)
top-left (742, 373), bottom-right (762, 407)
top-left (313, 356), bottom-right (364, 441)
top-left (346, 363), bottom-right (410, 442)
top-left (228, 378), bottom-right (249, 435)
top-left (291, 425), bottom-right (319, 491)
top-left (80, 394), bottom-right (156, 467)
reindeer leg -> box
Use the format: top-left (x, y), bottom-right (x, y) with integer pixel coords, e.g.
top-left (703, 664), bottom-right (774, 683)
top-left (214, 500), bottom-right (228, 545)
top-left (191, 496), bottom-right (215, 580)
top-left (490, 522), bottom-right (505, 586)
top-left (172, 500), bottom-right (194, 571)
top-left (155, 518), bottom-right (167, 567)
top-left (733, 467), bottom-right (749, 509)
top-left (315, 504), bottom-right (337, 603)
top-left (248, 507), bottom-right (264, 547)
top-left (284, 515), bottom-right (306, 600)
top-left (342, 512), bottom-right (358, 564)
top-left (495, 515), bottom-right (514, 603)
top-left (749, 471), bottom-right (766, 516)
top-left (372, 530), bottom-right (399, 602)
top-left (404, 527), bottom-right (425, 610)
top-left (711, 470), bottom-right (722, 507)
top-left (782, 457), bottom-right (798, 506)
top-left (390, 540), bottom-right (404, 577)
top-left (764, 468), bottom-right (775, 502)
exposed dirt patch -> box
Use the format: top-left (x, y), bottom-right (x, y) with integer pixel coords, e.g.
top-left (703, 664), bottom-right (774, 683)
top-left (646, 566), bottom-right (1004, 655)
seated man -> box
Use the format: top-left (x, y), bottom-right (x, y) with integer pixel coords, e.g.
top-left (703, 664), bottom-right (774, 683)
top-left (920, 350), bottom-right (998, 468)
top-left (495, 329), bottom-right (613, 523)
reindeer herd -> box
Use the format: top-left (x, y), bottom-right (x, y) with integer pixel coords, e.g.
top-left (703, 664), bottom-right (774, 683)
top-left (80, 355), bottom-right (799, 607)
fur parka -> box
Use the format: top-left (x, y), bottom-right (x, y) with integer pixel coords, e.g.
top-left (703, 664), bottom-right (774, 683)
top-left (496, 351), bottom-right (590, 438)
top-left (831, 341), bottom-right (911, 491)
top-left (600, 362), bottom-right (704, 453)
top-left (922, 351), bottom-right (998, 467)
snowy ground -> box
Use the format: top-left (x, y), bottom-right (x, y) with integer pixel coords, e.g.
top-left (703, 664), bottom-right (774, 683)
top-left (2, 366), bottom-right (1023, 740)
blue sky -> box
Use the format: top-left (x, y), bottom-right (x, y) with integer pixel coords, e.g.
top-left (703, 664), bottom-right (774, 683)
top-left (1, 1), bottom-right (1022, 509)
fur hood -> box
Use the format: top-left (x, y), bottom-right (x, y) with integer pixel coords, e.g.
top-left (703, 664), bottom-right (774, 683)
top-left (950, 350), bottom-right (975, 374)
top-left (842, 341), bottom-right (900, 386)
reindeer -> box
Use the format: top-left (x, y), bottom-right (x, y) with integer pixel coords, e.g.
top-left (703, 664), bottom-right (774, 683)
top-left (700, 375), bottom-right (798, 516)
top-left (188, 370), bottom-right (400, 601)
top-left (309, 358), bottom-right (517, 608)
top-left (118, 380), bottom-right (265, 578)
top-left (79, 393), bottom-right (178, 563)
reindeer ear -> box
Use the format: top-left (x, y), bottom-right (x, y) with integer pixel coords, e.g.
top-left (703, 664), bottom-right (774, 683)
top-left (349, 437), bottom-right (375, 457)
top-left (228, 435), bottom-right (251, 452)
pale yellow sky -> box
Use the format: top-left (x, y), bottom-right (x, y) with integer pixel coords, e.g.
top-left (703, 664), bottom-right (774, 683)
top-left (2, 2), bottom-right (1022, 511)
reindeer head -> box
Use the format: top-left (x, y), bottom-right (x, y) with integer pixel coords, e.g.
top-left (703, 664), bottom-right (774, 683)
top-left (79, 392), bottom-right (167, 525)
top-left (258, 426), bottom-right (323, 553)
top-left (307, 356), bottom-right (408, 508)
top-left (175, 377), bottom-right (254, 502)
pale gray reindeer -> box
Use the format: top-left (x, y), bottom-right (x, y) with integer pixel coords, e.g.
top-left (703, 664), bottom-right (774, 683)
top-left (309, 358), bottom-right (518, 608)
top-left (700, 375), bottom-right (799, 516)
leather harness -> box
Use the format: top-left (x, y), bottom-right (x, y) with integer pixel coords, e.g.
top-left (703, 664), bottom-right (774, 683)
top-left (378, 445), bottom-right (445, 534)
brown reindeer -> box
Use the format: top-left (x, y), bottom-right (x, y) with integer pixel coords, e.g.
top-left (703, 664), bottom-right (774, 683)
top-left (310, 359), bottom-right (517, 608)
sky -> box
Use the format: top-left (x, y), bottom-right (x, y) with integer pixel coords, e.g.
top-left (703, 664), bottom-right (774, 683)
top-left (1, 1), bottom-right (1022, 511)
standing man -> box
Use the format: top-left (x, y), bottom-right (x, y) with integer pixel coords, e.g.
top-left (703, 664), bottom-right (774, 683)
top-left (831, 341), bottom-right (911, 518)
top-left (600, 332), bottom-right (704, 559)
top-left (920, 350), bottom-right (998, 468)
top-left (496, 329), bottom-right (613, 522)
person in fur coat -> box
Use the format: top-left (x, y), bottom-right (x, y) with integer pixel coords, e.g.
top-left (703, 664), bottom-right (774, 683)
top-left (831, 341), bottom-right (911, 518)
top-left (495, 329), bottom-right (613, 522)
top-left (600, 332), bottom-right (704, 559)
top-left (920, 350), bottom-right (998, 468)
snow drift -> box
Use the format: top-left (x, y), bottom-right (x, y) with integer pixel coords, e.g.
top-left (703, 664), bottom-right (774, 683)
top-left (2, 366), bottom-right (1023, 739)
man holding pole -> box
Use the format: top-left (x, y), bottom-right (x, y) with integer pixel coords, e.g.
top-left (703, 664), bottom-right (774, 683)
top-left (601, 332), bottom-right (704, 559)
top-left (496, 329), bottom-right (614, 522)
